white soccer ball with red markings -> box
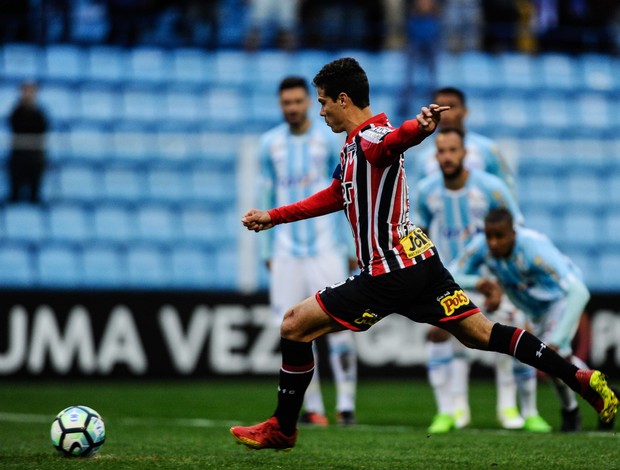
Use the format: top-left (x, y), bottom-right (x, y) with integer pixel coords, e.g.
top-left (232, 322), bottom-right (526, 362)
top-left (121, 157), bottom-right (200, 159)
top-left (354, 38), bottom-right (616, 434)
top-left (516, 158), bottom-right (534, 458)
top-left (50, 405), bottom-right (106, 457)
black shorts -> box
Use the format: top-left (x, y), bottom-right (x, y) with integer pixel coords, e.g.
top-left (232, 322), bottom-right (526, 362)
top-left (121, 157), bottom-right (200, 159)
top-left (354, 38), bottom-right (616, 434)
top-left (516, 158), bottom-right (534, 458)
top-left (316, 254), bottom-right (480, 331)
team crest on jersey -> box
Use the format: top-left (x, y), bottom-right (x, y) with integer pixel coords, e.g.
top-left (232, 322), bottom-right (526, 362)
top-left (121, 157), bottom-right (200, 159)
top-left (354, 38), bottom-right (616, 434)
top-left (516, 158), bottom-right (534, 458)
top-left (438, 290), bottom-right (470, 316)
top-left (361, 126), bottom-right (391, 144)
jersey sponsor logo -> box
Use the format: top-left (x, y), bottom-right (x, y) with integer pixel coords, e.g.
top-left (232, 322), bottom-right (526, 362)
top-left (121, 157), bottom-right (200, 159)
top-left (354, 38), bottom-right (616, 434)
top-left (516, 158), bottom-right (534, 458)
top-left (439, 290), bottom-right (470, 316)
top-left (353, 310), bottom-right (383, 327)
top-left (361, 126), bottom-right (391, 144)
top-left (400, 227), bottom-right (434, 259)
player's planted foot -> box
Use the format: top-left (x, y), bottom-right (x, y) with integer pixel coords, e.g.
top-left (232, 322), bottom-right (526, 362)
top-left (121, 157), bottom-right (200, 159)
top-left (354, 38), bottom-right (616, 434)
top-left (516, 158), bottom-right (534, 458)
top-left (523, 414), bottom-right (552, 433)
top-left (427, 413), bottom-right (455, 434)
top-left (576, 370), bottom-right (618, 423)
top-left (454, 406), bottom-right (471, 429)
top-left (230, 417), bottom-right (297, 451)
top-left (561, 407), bottom-right (581, 433)
top-left (498, 406), bottom-right (525, 430)
top-left (299, 412), bottom-right (329, 426)
top-left (336, 411), bottom-right (356, 426)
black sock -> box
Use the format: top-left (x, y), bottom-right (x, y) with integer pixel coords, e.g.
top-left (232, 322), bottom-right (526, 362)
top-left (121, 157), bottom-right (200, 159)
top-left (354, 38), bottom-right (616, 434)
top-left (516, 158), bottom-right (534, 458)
top-left (273, 338), bottom-right (314, 436)
top-left (489, 323), bottom-right (580, 392)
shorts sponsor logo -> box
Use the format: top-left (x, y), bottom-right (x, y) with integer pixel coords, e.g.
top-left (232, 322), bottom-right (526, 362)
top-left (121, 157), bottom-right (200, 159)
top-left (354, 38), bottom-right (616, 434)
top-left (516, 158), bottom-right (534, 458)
top-left (439, 290), bottom-right (470, 317)
top-left (353, 310), bottom-right (383, 327)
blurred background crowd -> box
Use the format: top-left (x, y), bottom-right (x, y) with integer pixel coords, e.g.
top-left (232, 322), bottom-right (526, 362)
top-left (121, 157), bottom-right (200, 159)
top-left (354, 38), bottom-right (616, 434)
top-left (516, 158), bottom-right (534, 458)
top-left (1, 0), bottom-right (619, 55)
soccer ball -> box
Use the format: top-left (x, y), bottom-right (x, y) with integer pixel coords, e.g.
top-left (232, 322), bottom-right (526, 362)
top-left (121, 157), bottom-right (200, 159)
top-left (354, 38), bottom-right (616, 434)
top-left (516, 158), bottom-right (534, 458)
top-left (50, 405), bottom-right (106, 457)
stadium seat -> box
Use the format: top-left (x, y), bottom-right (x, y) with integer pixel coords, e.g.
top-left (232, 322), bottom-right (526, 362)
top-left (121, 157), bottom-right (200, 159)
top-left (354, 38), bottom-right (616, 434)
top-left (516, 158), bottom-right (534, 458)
top-left (126, 47), bottom-right (171, 84)
top-left (538, 54), bottom-right (580, 90)
top-left (601, 210), bottom-right (620, 246)
top-left (126, 244), bottom-right (170, 287)
top-left (556, 211), bottom-right (600, 247)
top-left (67, 122), bottom-right (111, 161)
top-left (101, 165), bottom-right (146, 203)
top-left (170, 48), bottom-right (214, 84)
top-left (580, 54), bottom-right (617, 91)
top-left (82, 243), bottom-right (126, 287)
top-left (135, 204), bottom-right (179, 243)
top-left (146, 167), bottom-right (190, 203)
top-left (0, 243), bottom-right (35, 286)
top-left (86, 46), bottom-right (128, 83)
top-left (57, 164), bottom-right (101, 202)
top-left (459, 52), bottom-right (498, 90)
top-left (3, 204), bottom-right (47, 243)
top-left (163, 86), bottom-right (205, 123)
top-left (110, 124), bottom-right (153, 162)
top-left (0, 43), bottom-right (42, 81)
top-left (203, 86), bottom-right (245, 126)
top-left (121, 86), bottom-right (162, 124)
top-left (597, 249), bottom-right (620, 291)
top-left (92, 204), bottom-right (135, 243)
top-left (79, 84), bottom-right (121, 124)
top-left (169, 244), bottom-right (217, 288)
top-left (36, 243), bottom-right (82, 287)
top-left (0, 82), bottom-right (18, 117)
top-left (153, 125), bottom-right (193, 160)
top-left (42, 45), bottom-right (86, 82)
top-left (576, 93), bottom-right (610, 130)
top-left (178, 205), bottom-right (227, 246)
top-left (497, 53), bottom-right (536, 90)
top-left (521, 207), bottom-right (561, 241)
top-left (48, 203), bottom-right (92, 244)
top-left (190, 168), bottom-right (236, 205)
top-left (38, 84), bottom-right (80, 125)
top-left (565, 171), bottom-right (607, 209)
top-left (213, 50), bottom-right (252, 86)
top-left (537, 92), bottom-right (571, 129)
top-left (253, 50), bottom-right (299, 89)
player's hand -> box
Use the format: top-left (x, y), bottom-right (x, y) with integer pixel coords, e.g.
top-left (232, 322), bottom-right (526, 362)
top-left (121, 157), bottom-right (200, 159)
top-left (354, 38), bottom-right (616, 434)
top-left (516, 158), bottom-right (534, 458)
top-left (417, 104), bottom-right (450, 133)
top-left (476, 278), bottom-right (502, 312)
top-left (241, 209), bottom-right (274, 232)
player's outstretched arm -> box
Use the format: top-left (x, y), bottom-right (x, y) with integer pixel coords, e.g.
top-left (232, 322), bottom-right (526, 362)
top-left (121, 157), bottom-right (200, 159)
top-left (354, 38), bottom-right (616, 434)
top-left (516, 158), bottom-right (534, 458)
top-left (241, 209), bottom-right (274, 232)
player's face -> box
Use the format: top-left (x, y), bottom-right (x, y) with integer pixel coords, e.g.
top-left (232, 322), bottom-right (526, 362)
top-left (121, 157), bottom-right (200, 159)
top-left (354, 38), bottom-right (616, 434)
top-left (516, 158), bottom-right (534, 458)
top-left (434, 93), bottom-right (466, 128)
top-left (317, 87), bottom-right (346, 133)
top-left (435, 131), bottom-right (466, 178)
top-left (485, 220), bottom-right (516, 258)
top-left (280, 87), bottom-right (310, 128)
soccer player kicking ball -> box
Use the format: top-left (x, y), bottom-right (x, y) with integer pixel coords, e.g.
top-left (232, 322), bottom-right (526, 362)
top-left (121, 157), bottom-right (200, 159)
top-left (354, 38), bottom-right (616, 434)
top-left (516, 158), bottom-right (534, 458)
top-left (232, 57), bottom-right (618, 451)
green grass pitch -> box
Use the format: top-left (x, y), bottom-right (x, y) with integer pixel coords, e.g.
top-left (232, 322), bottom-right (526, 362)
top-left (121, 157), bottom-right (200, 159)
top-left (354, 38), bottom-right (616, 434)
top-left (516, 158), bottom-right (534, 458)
top-left (0, 378), bottom-right (617, 469)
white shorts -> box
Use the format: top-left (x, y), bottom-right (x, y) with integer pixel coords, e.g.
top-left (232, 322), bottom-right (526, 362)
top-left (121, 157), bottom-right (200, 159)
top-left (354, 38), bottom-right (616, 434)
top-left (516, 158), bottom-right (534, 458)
top-left (270, 252), bottom-right (348, 325)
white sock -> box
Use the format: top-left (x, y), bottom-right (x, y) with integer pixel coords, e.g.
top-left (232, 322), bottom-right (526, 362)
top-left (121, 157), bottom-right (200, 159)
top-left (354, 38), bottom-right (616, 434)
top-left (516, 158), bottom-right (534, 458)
top-left (495, 353), bottom-right (518, 412)
top-left (514, 361), bottom-right (539, 418)
top-left (427, 340), bottom-right (454, 415)
top-left (328, 330), bottom-right (357, 412)
top-left (303, 342), bottom-right (325, 415)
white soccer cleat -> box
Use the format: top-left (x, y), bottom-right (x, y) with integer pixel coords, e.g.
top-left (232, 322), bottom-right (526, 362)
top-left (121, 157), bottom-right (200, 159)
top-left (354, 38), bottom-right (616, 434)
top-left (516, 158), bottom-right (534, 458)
top-left (498, 406), bottom-right (525, 430)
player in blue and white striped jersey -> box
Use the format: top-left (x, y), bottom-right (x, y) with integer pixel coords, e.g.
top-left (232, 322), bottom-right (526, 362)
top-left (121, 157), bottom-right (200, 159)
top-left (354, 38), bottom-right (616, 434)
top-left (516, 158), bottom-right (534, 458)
top-left (413, 127), bottom-right (549, 433)
top-left (258, 76), bottom-right (357, 426)
top-left (449, 207), bottom-right (606, 432)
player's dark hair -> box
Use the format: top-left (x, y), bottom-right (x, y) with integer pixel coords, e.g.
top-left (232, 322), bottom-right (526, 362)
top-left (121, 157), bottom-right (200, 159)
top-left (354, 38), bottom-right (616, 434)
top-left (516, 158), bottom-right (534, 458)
top-left (433, 86), bottom-right (466, 106)
top-left (485, 207), bottom-right (513, 226)
top-left (437, 126), bottom-right (465, 141)
top-left (279, 76), bottom-right (308, 94)
top-left (312, 58), bottom-right (370, 109)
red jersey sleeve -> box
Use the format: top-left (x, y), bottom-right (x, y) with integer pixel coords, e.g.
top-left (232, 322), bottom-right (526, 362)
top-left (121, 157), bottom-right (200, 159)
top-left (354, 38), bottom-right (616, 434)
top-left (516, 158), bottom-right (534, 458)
top-left (268, 178), bottom-right (343, 225)
top-left (361, 119), bottom-right (430, 167)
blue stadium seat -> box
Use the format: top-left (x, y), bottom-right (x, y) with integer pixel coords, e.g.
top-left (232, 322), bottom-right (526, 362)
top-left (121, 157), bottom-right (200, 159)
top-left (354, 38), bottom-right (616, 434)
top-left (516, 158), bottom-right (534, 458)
top-left (190, 168), bottom-right (236, 205)
top-left (556, 211), bottom-right (601, 247)
top-left (3, 204), bottom-right (47, 243)
top-left (36, 243), bottom-right (82, 287)
top-left (170, 48), bottom-right (215, 84)
top-left (0, 243), bottom-right (35, 286)
top-left (213, 50), bottom-right (252, 86)
top-left (110, 124), bottom-right (153, 162)
top-left (57, 164), bottom-right (101, 202)
top-left (135, 204), bottom-right (179, 243)
top-left (82, 243), bottom-right (126, 287)
top-left (127, 47), bottom-right (171, 84)
top-left (153, 125), bottom-right (193, 160)
top-left (576, 93), bottom-right (610, 130)
top-left (126, 244), bottom-right (170, 287)
top-left (163, 86), bottom-right (204, 123)
top-left (459, 52), bottom-right (498, 90)
top-left (253, 51), bottom-right (299, 89)
top-left (86, 46), bottom-right (128, 83)
top-left (192, 132), bottom-right (239, 166)
top-left (121, 86), bottom-right (162, 124)
top-left (601, 210), bottom-right (620, 246)
top-left (92, 204), bottom-right (135, 243)
top-left (170, 244), bottom-right (217, 288)
top-left (1, 43), bottom-right (42, 81)
top-left (179, 205), bottom-right (227, 246)
top-left (497, 53), bottom-right (536, 90)
top-left (102, 165), bottom-right (146, 203)
top-left (67, 122), bottom-right (111, 161)
top-left (48, 203), bottom-right (92, 244)
top-left (518, 173), bottom-right (565, 207)
top-left (565, 171), bottom-right (607, 208)
top-left (248, 86), bottom-right (284, 127)
top-left (147, 167), bottom-right (190, 203)
top-left (580, 54), bottom-right (618, 91)
top-left (521, 207), bottom-right (561, 241)
top-left (537, 92), bottom-right (571, 129)
top-left (538, 54), bottom-right (580, 90)
top-left (0, 82), bottom-right (18, 117)
top-left (79, 84), bottom-right (121, 124)
top-left (213, 250), bottom-right (238, 290)
top-left (43, 45), bottom-right (86, 82)
top-left (39, 84), bottom-right (80, 125)
top-left (597, 249), bottom-right (620, 291)
top-left (203, 86), bottom-right (245, 126)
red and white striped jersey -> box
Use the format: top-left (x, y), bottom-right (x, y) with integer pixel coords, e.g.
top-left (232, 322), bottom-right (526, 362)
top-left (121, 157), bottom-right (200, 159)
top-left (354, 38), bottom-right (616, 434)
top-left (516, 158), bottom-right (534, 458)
top-left (339, 113), bottom-right (436, 276)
